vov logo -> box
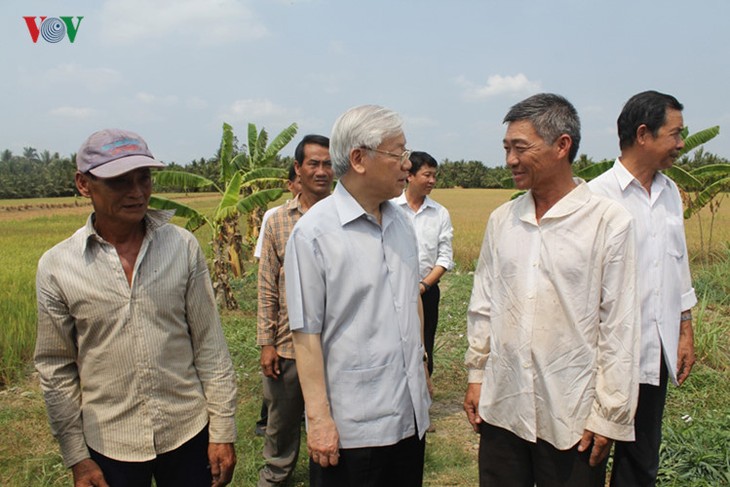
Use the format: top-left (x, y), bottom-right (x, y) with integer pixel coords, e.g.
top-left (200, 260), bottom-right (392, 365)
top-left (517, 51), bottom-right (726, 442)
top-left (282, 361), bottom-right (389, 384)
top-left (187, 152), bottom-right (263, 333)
top-left (23, 16), bottom-right (84, 44)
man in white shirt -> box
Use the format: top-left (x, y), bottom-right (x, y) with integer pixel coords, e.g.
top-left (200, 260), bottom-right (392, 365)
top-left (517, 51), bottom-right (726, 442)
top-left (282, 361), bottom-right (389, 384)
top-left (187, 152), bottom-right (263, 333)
top-left (589, 90), bottom-right (697, 486)
top-left (463, 93), bottom-right (640, 486)
top-left (285, 105), bottom-right (431, 486)
top-left (394, 151), bottom-right (454, 377)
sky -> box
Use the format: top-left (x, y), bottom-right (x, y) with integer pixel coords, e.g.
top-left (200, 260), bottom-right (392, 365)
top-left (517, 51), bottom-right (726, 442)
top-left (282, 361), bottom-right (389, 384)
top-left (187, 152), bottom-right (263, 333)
top-left (2, 0), bottom-right (729, 167)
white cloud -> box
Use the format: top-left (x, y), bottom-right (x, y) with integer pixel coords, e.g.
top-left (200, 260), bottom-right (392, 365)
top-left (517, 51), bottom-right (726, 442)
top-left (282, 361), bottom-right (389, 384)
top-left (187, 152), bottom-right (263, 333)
top-left (100, 0), bottom-right (268, 45)
top-left (221, 98), bottom-right (298, 124)
top-left (457, 73), bottom-right (541, 100)
top-left (49, 106), bottom-right (97, 119)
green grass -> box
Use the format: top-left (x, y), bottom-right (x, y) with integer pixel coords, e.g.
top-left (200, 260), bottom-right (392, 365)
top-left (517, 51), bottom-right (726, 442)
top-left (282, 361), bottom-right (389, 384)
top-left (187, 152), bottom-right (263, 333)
top-left (1, 191), bottom-right (729, 485)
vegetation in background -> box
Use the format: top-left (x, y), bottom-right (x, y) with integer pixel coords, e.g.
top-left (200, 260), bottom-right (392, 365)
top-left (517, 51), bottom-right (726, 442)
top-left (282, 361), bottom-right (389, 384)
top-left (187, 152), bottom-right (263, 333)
top-left (149, 122), bottom-right (297, 309)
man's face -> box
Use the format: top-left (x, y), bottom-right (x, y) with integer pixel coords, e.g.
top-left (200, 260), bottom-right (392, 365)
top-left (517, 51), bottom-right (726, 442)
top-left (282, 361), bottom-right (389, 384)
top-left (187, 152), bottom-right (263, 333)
top-left (645, 108), bottom-right (685, 171)
top-left (407, 164), bottom-right (437, 198)
top-left (287, 176), bottom-right (302, 196)
top-left (363, 132), bottom-right (412, 200)
top-left (503, 120), bottom-right (562, 191)
top-left (76, 167), bottom-right (152, 226)
top-left (296, 143), bottom-right (333, 199)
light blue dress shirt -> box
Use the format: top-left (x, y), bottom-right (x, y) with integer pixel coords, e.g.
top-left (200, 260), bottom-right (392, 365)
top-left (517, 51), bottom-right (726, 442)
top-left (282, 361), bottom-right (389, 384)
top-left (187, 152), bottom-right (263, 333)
top-left (285, 183), bottom-right (431, 449)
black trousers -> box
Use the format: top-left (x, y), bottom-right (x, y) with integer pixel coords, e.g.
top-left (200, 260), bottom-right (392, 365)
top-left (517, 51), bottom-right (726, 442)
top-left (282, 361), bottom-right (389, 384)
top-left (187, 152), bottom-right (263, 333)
top-left (421, 283), bottom-right (440, 376)
top-left (610, 355), bottom-right (669, 487)
top-left (88, 426), bottom-right (211, 487)
top-left (321, 434), bottom-right (425, 487)
top-left (478, 422), bottom-right (608, 487)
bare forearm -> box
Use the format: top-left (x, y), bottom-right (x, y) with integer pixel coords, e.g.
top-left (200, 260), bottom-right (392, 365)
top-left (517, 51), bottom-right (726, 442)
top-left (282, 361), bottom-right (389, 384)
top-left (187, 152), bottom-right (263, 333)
top-left (291, 332), bottom-right (331, 420)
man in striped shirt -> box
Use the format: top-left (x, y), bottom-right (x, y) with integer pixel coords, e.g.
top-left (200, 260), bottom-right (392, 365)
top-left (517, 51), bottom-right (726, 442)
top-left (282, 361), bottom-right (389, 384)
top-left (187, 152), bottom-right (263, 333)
top-left (35, 129), bottom-right (238, 487)
top-left (256, 134), bottom-right (333, 486)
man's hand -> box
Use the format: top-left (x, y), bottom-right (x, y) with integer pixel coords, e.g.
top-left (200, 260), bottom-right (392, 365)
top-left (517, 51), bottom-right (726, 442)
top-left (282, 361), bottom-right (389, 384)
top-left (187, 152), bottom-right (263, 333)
top-left (577, 430), bottom-right (613, 467)
top-left (463, 383), bottom-right (482, 433)
top-left (260, 345), bottom-right (280, 379)
top-left (677, 319), bottom-right (696, 386)
top-left (307, 415), bottom-right (340, 468)
top-left (208, 442), bottom-right (236, 487)
top-left (424, 362), bottom-right (433, 398)
top-left (72, 458), bottom-right (109, 487)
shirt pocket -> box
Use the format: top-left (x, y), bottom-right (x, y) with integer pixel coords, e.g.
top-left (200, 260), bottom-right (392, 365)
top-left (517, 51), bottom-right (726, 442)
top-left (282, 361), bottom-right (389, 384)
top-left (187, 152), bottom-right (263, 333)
top-left (665, 217), bottom-right (686, 259)
top-left (331, 362), bottom-right (401, 424)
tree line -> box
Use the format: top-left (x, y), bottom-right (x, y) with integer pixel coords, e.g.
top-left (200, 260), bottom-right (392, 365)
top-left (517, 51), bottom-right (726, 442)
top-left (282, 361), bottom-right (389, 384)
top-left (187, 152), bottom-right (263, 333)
top-left (1, 144), bottom-right (727, 200)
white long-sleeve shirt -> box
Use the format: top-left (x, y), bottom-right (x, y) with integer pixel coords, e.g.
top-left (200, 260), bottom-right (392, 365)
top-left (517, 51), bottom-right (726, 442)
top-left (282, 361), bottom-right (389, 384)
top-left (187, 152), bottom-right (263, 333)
top-left (589, 159), bottom-right (697, 386)
top-left (466, 181), bottom-right (640, 449)
top-left (393, 193), bottom-right (454, 279)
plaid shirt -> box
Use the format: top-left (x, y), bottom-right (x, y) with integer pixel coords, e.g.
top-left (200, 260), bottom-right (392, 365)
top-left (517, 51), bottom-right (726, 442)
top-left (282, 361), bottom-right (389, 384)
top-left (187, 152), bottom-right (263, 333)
top-left (256, 196), bottom-right (304, 359)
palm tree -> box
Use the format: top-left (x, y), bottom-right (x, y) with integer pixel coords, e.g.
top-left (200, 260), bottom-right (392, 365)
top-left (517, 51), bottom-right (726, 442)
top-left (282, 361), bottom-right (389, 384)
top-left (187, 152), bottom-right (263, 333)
top-left (149, 122), bottom-right (297, 309)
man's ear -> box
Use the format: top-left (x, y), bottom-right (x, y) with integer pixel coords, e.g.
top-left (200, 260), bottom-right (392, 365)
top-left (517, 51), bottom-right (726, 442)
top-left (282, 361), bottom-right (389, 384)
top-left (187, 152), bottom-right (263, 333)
top-left (75, 171), bottom-right (92, 198)
top-left (349, 147), bottom-right (367, 175)
top-left (555, 134), bottom-right (572, 159)
top-left (635, 124), bottom-right (650, 145)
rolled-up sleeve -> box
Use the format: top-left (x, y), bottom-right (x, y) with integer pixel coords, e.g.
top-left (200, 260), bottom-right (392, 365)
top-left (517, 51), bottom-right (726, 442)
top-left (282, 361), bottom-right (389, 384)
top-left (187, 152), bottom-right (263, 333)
top-left (435, 208), bottom-right (454, 271)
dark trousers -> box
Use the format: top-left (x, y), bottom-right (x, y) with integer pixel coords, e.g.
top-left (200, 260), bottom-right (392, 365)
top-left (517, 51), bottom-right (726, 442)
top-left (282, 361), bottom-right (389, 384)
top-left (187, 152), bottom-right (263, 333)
top-left (88, 426), bottom-right (211, 487)
top-left (421, 283), bottom-right (440, 376)
top-left (322, 434), bottom-right (425, 487)
top-left (259, 357), bottom-right (324, 486)
top-left (478, 422), bottom-right (608, 487)
top-left (610, 356), bottom-right (669, 487)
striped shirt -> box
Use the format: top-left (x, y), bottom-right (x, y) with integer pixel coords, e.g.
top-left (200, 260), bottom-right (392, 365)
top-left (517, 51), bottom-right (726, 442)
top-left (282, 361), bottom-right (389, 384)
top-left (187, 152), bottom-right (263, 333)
top-left (256, 196), bottom-right (303, 359)
top-left (35, 209), bottom-right (237, 467)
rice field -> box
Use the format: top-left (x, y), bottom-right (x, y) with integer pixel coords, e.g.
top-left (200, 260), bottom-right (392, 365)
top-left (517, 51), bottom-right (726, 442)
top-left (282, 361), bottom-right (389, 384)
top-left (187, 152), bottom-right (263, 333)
top-left (1, 189), bottom-right (728, 486)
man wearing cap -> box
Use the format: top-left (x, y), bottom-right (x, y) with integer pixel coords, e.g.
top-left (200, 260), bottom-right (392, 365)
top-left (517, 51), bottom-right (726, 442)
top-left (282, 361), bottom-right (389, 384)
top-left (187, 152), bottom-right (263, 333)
top-left (34, 129), bottom-right (238, 487)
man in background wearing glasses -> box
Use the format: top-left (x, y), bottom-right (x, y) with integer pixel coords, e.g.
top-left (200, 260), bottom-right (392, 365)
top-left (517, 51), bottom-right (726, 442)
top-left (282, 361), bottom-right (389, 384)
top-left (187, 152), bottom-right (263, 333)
top-left (285, 105), bottom-right (432, 486)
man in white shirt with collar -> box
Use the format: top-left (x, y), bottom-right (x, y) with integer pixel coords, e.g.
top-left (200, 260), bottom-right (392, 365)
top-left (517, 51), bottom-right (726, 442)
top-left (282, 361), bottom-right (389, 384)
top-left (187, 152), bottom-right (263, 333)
top-left (285, 105), bottom-right (431, 486)
top-left (394, 151), bottom-right (454, 378)
top-left (464, 93), bottom-right (640, 486)
top-left (589, 90), bottom-right (697, 486)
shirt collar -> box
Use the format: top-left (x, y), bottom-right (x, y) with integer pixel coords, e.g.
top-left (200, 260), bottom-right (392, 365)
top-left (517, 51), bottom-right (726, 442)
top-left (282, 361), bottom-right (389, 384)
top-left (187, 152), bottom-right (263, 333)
top-left (614, 157), bottom-right (671, 197)
top-left (393, 191), bottom-right (434, 211)
top-left (517, 178), bottom-right (591, 225)
top-left (333, 182), bottom-right (397, 228)
top-left (81, 209), bottom-right (174, 255)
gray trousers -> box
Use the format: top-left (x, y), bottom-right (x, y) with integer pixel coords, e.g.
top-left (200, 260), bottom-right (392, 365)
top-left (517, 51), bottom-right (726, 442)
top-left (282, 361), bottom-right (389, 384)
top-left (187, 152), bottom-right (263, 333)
top-left (258, 357), bottom-right (305, 486)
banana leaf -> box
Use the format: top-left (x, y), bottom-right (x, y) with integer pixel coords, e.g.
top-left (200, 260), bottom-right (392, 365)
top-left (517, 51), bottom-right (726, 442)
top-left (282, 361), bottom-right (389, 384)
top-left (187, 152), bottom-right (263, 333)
top-left (664, 166), bottom-right (702, 191)
top-left (679, 126), bottom-right (720, 157)
top-left (214, 172), bottom-right (243, 220)
top-left (153, 170), bottom-right (218, 191)
top-left (235, 188), bottom-right (284, 215)
top-left (684, 178), bottom-right (730, 218)
top-left (148, 195), bottom-right (209, 232)
top-left (574, 160), bottom-right (613, 180)
top-left (220, 122), bottom-right (236, 183)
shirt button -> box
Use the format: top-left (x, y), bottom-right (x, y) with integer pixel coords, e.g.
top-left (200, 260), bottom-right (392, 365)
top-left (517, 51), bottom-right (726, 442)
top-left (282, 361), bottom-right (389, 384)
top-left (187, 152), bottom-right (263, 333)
top-left (523, 362), bottom-right (531, 368)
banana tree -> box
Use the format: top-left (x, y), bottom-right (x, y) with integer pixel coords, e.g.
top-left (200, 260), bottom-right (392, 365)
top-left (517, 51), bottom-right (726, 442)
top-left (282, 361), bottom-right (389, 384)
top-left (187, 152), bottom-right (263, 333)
top-left (229, 122), bottom-right (298, 246)
top-left (149, 122), bottom-right (295, 309)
